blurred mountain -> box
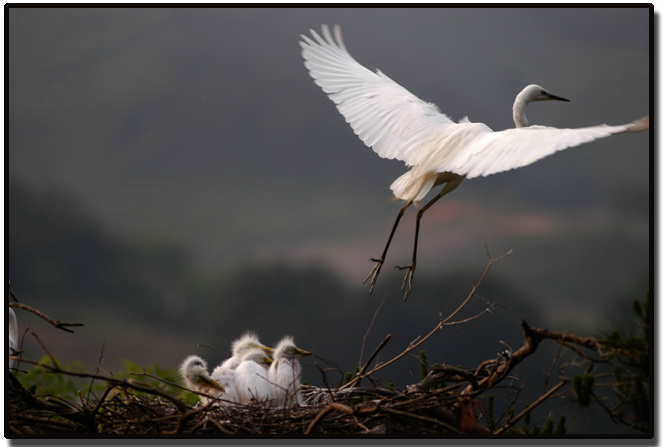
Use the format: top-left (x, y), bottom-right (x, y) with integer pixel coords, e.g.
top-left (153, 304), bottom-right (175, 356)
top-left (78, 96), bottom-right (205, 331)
top-left (7, 180), bottom-right (537, 368)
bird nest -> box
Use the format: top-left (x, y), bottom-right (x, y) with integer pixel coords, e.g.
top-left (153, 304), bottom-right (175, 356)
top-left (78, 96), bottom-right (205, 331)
top-left (7, 312), bottom-right (648, 437)
top-left (8, 369), bottom-right (493, 436)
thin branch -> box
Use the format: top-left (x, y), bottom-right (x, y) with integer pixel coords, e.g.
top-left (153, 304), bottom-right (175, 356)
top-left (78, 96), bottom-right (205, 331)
top-left (305, 402), bottom-right (354, 435)
top-left (9, 302), bottom-right (84, 333)
top-left (354, 334), bottom-right (391, 387)
top-left (379, 406), bottom-right (464, 435)
top-left (359, 294), bottom-right (387, 366)
top-left (342, 250), bottom-right (512, 390)
top-left (493, 381), bottom-right (566, 434)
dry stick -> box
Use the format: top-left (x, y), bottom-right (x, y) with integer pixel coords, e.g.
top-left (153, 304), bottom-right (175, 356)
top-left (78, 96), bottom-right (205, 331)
top-left (355, 334), bottom-right (391, 387)
top-left (162, 404), bottom-right (215, 435)
top-left (459, 318), bottom-right (604, 416)
top-left (359, 294), bottom-right (387, 366)
top-left (342, 250), bottom-right (512, 390)
top-left (31, 332), bottom-right (60, 368)
top-left (9, 302), bottom-right (84, 333)
top-left (492, 381), bottom-right (566, 434)
top-left (379, 406), bottom-right (463, 435)
top-left (525, 323), bottom-right (601, 351)
top-left (208, 417), bottom-right (235, 435)
top-left (131, 369), bottom-right (189, 392)
top-left (305, 402), bottom-right (354, 435)
top-left (197, 343), bottom-right (226, 358)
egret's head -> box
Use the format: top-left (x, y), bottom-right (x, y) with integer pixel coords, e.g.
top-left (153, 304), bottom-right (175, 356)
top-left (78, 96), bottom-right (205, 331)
top-left (241, 347), bottom-right (273, 366)
top-left (520, 84), bottom-right (569, 104)
top-left (273, 336), bottom-right (313, 360)
top-left (232, 332), bottom-right (274, 357)
top-left (180, 355), bottom-right (225, 392)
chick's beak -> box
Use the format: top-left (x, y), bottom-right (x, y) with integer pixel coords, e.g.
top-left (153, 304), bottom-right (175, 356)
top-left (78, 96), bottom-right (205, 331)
top-left (295, 347), bottom-right (313, 357)
top-left (197, 375), bottom-right (225, 392)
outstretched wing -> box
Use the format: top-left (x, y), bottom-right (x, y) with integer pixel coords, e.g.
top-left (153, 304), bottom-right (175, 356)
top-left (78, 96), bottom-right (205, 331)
top-left (452, 117), bottom-right (648, 179)
top-left (300, 25), bottom-right (455, 163)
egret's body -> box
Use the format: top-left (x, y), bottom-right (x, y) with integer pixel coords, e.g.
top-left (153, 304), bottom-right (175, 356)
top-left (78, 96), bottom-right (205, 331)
top-left (220, 332), bottom-right (272, 370)
top-left (268, 336), bottom-right (312, 408)
top-left (8, 307), bottom-right (17, 369)
top-left (300, 25), bottom-right (648, 300)
top-left (210, 364), bottom-right (240, 405)
top-left (179, 355), bottom-right (225, 404)
top-left (233, 347), bottom-right (273, 406)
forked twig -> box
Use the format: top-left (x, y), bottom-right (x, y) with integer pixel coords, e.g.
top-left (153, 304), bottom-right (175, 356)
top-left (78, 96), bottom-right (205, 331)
top-left (9, 302), bottom-right (84, 333)
top-left (343, 250), bottom-right (512, 389)
top-left (354, 334), bottom-right (391, 387)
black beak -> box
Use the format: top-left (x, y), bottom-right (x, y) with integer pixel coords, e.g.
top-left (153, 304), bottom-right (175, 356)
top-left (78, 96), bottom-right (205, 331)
top-left (544, 91), bottom-right (570, 102)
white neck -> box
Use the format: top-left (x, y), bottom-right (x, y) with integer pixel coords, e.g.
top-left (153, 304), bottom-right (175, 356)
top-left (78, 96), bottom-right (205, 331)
top-left (513, 93), bottom-right (530, 128)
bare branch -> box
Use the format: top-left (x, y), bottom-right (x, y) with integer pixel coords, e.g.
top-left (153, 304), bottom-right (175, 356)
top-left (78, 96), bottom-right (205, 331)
top-left (493, 381), bottom-right (566, 434)
top-left (359, 294), bottom-right (387, 367)
top-left (343, 250), bottom-right (512, 390)
top-left (9, 302), bottom-right (84, 333)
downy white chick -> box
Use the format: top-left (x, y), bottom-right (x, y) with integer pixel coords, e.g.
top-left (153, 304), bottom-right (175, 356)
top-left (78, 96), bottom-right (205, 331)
top-left (268, 336), bottom-right (312, 408)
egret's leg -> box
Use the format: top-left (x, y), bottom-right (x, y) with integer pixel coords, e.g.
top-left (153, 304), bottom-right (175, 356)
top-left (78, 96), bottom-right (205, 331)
top-left (397, 174), bottom-right (464, 301)
top-left (363, 200), bottom-right (413, 293)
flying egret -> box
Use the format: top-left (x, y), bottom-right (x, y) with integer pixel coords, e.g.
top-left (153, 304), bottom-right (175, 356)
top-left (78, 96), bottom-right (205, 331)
top-left (220, 332), bottom-right (273, 370)
top-left (300, 25), bottom-right (649, 300)
top-left (8, 307), bottom-right (17, 370)
top-left (268, 336), bottom-right (312, 408)
top-left (233, 347), bottom-right (274, 406)
top-left (179, 355), bottom-right (225, 404)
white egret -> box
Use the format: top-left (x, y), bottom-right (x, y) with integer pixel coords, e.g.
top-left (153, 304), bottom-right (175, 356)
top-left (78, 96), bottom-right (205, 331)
top-left (233, 347), bottom-right (274, 406)
top-left (220, 332), bottom-right (273, 370)
top-left (179, 355), bottom-right (225, 404)
top-left (300, 25), bottom-right (648, 300)
top-left (268, 336), bottom-right (312, 408)
top-left (8, 307), bottom-right (18, 370)
top-left (210, 364), bottom-right (240, 405)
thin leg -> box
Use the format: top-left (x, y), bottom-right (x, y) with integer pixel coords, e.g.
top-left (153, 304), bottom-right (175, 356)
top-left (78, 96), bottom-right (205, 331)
top-left (363, 201), bottom-right (413, 293)
top-left (396, 174), bottom-right (464, 301)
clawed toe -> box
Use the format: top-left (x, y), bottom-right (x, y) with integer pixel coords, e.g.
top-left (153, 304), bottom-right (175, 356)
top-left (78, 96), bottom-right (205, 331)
top-left (395, 264), bottom-right (415, 301)
top-left (363, 258), bottom-right (384, 294)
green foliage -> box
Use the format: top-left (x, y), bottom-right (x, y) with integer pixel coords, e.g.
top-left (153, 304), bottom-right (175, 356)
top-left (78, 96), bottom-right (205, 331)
top-left (537, 416), bottom-right (553, 435)
top-left (573, 374), bottom-right (594, 406)
top-left (601, 291), bottom-right (650, 432)
top-left (17, 356), bottom-right (193, 406)
top-left (522, 405), bottom-right (531, 433)
top-left (485, 394), bottom-right (495, 431)
top-left (19, 356), bottom-right (109, 403)
top-left (114, 359), bottom-right (198, 404)
top-left (344, 371), bottom-right (353, 385)
top-left (554, 415), bottom-right (566, 434)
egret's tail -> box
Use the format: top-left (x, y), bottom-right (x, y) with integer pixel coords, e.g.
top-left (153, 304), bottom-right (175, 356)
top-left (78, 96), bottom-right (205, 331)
top-left (390, 171), bottom-right (437, 205)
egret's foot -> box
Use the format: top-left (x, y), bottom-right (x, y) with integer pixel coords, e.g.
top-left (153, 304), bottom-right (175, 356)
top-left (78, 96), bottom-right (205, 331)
top-left (395, 263), bottom-right (415, 301)
top-left (363, 258), bottom-right (384, 294)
